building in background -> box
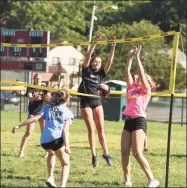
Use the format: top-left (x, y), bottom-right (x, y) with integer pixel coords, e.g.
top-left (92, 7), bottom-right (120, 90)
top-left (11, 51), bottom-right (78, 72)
top-left (1, 29), bottom-right (84, 89)
top-left (48, 40), bottom-right (84, 89)
top-left (0, 29), bottom-right (50, 72)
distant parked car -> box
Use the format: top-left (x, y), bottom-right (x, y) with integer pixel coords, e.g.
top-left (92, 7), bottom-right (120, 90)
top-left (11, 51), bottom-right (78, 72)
top-left (4, 92), bottom-right (20, 105)
top-left (0, 91), bottom-right (5, 110)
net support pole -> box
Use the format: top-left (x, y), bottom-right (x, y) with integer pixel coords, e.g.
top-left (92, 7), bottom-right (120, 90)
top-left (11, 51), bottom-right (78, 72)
top-left (165, 93), bottom-right (174, 188)
top-left (165, 27), bottom-right (180, 188)
top-left (181, 97), bottom-right (184, 126)
top-left (19, 91), bottom-right (22, 122)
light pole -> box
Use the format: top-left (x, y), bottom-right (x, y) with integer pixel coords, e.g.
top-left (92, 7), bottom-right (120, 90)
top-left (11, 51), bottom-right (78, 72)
top-left (87, 1), bottom-right (118, 52)
top-left (87, 0), bottom-right (97, 52)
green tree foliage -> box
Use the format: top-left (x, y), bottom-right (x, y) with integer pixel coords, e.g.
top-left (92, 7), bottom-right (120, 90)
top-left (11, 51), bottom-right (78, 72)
top-left (0, 0), bottom-right (13, 28)
top-left (96, 0), bottom-right (186, 53)
top-left (5, 2), bottom-right (59, 35)
top-left (3, 1), bottom-right (90, 41)
top-left (1, 1), bottom-right (186, 90)
top-left (143, 0), bottom-right (186, 31)
top-left (140, 0), bottom-right (187, 53)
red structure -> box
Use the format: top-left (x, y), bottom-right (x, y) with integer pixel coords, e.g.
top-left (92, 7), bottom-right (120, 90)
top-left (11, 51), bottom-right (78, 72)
top-left (0, 29), bottom-right (50, 71)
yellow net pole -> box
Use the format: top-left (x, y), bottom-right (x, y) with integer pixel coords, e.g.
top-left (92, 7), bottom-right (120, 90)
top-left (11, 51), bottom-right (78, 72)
top-left (169, 32), bottom-right (180, 94)
top-left (165, 28), bottom-right (180, 188)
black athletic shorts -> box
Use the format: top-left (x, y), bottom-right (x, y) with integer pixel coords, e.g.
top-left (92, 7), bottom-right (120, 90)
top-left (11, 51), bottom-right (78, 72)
top-left (80, 97), bottom-right (101, 109)
top-left (41, 137), bottom-right (64, 151)
top-left (123, 116), bottom-right (147, 134)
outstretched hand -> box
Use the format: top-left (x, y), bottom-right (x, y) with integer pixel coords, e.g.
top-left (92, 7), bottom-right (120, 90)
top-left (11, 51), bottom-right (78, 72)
top-left (109, 36), bottom-right (117, 47)
top-left (128, 45), bottom-right (142, 58)
top-left (12, 125), bottom-right (19, 134)
top-left (133, 45), bottom-right (142, 58)
top-left (128, 46), bottom-right (136, 58)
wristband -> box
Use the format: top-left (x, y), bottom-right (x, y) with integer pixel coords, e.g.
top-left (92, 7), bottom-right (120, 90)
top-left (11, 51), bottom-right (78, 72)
top-left (16, 125), bottom-right (20, 129)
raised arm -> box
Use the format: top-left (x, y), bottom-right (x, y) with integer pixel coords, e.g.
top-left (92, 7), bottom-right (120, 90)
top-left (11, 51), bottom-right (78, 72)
top-left (125, 48), bottom-right (134, 88)
top-left (104, 36), bottom-right (116, 74)
top-left (83, 32), bottom-right (101, 68)
top-left (135, 45), bottom-right (150, 90)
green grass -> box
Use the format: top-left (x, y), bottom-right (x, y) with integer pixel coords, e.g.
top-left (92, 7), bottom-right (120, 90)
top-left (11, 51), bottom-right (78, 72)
top-left (1, 111), bottom-right (186, 187)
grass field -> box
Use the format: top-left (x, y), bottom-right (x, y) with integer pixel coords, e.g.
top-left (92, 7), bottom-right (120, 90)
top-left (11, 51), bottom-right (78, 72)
top-left (1, 111), bottom-right (186, 187)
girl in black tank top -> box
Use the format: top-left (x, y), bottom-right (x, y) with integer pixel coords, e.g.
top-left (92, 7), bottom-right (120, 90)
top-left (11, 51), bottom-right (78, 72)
top-left (78, 32), bottom-right (116, 167)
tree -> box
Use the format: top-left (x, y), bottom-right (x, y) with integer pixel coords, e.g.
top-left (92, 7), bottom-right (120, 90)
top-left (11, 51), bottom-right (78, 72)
top-left (2, 1), bottom-right (186, 90)
top-left (0, 0), bottom-right (14, 28)
top-left (95, 0), bottom-right (186, 53)
top-left (3, 1), bottom-right (91, 41)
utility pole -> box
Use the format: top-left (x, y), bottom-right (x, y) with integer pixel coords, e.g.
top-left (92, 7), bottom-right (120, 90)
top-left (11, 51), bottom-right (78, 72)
top-left (87, 0), bottom-right (97, 52)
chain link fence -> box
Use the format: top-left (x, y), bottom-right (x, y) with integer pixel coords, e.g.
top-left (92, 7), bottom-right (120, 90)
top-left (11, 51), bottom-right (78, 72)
top-left (1, 94), bottom-right (186, 125)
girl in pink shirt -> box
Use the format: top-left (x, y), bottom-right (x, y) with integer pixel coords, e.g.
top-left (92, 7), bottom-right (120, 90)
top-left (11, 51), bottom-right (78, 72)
top-left (121, 46), bottom-right (159, 187)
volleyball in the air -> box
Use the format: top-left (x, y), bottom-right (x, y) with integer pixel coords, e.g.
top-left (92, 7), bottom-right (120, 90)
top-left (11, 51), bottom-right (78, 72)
top-left (97, 84), bottom-right (110, 98)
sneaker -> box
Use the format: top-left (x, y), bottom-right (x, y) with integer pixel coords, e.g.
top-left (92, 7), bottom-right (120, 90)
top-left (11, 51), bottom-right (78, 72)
top-left (103, 154), bottom-right (113, 166)
top-left (145, 179), bottom-right (159, 187)
top-left (92, 155), bottom-right (98, 167)
top-left (18, 151), bottom-right (24, 158)
top-left (46, 177), bottom-right (56, 187)
top-left (122, 181), bottom-right (132, 187)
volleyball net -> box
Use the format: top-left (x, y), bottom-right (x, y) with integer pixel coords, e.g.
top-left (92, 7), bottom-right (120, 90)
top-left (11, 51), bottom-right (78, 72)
top-left (0, 29), bottom-right (186, 124)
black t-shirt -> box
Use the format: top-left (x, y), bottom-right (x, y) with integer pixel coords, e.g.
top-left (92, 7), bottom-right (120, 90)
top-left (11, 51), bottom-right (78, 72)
top-left (26, 87), bottom-right (48, 115)
top-left (78, 67), bottom-right (107, 99)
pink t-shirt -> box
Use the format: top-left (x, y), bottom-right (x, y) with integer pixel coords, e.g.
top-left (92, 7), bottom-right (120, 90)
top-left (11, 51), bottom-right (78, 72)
top-left (123, 84), bottom-right (151, 118)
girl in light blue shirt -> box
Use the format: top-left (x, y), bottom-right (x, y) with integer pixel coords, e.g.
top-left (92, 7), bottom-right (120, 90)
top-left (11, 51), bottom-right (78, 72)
top-left (12, 89), bottom-right (74, 188)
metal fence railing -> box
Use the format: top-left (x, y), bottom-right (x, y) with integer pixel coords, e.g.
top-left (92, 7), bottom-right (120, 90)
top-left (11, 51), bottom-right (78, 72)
top-left (1, 95), bottom-right (186, 125)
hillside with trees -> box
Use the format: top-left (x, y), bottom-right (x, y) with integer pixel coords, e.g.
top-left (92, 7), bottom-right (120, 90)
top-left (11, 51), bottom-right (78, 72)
top-left (0, 0), bottom-right (186, 89)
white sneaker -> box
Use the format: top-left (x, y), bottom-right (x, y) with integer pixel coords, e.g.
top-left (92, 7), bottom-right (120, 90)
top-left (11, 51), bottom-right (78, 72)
top-left (46, 177), bottom-right (56, 187)
top-left (18, 151), bottom-right (24, 158)
top-left (145, 179), bottom-right (159, 187)
top-left (122, 181), bottom-right (132, 187)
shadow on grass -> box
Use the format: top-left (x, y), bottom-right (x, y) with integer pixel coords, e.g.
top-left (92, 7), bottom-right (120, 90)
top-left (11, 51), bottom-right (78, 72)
top-left (1, 153), bottom-right (19, 157)
top-left (5, 175), bottom-right (31, 180)
top-left (148, 152), bottom-right (186, 158)
top-left (170, 154), bottom-right (186, 158)
top-left (75, 180), bottom-right (120, 186)
top-left (71, 146), bottom-right (90, 149)
top-left (1, 185), bottom-right (45, 188)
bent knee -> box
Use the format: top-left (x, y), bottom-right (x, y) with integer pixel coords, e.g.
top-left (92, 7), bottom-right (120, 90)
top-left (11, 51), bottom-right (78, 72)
top-left (96, 126), bottom-right (105, 133)
top-left (121, 150), bottom-right (131, 157)
top-left (63, 161), bottom-right (70, 166)
top-left (87, 124), bottom-right (95, 134)
top-left (62, 157), bottom-right (70, 167)
top-left (48, 150), bottom-right (55, 156)
top-left (24, 132), bottom-right (32, 137)
top-left (132, 151), bottom-right (143, 159)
